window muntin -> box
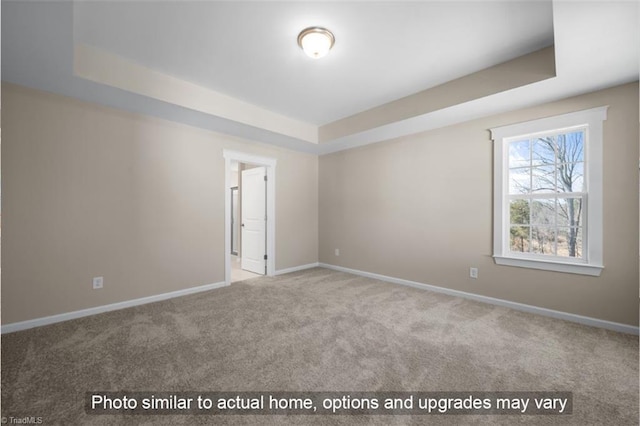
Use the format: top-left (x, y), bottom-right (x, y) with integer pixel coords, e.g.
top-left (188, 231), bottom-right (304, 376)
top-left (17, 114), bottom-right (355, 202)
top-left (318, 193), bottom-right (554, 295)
top-left (490, 106), bottom-right (606, 276)
top-left (506, 128), bottom-right (587, 262)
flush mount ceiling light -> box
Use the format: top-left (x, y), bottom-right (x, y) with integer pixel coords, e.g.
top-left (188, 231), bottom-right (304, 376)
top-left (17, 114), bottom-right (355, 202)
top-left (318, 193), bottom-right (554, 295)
top-left (297, 27), bottom-right (335, 59)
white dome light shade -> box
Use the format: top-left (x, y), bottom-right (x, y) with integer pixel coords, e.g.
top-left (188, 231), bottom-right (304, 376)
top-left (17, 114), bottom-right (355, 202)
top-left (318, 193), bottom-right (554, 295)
top-left (297, 27), bottom-right (335, 59)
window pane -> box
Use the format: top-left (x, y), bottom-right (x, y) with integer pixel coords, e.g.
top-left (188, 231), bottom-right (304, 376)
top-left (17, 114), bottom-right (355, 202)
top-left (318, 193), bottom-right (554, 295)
top-left (557, 131), bottom-right (584, 163)
top-left (510, 199), bottom-right (530, 225)
top-left (532, 137), bottom-right (556, 166)
top-left (509, 167), bottom-right (530, 194)
top-left (531, 227), bottom-right (555, 255)
top-left (531, 166), bottom-right (556, 193)
top-left (557, 161), bottom-right (584, 193)
top-left (557, 197), bottom-right (583, 227)
top-left (510, 226), bottom-right (530, 253)
top-left (531, 199), bottom-right (555, 225)
top-left (557, 228), bottom-right (583, 258)
top-left (509, 139), bottom-right (530, 168)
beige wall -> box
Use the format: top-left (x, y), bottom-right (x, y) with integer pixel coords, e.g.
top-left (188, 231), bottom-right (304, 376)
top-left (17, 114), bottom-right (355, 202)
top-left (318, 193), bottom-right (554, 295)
top-left (3, 81), bottom-right (638, 327)
top-left (2, 83), bottom-right (318, 324)
top-left (320, 82), bottom-right (639, 326)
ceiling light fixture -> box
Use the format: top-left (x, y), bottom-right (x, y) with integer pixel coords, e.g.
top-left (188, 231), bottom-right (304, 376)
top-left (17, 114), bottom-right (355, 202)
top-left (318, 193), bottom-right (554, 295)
top-left (297, 27), bottom-right (335, 59)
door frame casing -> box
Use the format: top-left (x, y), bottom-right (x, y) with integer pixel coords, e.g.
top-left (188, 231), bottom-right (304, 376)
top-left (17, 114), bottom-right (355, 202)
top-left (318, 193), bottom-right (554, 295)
top-left (223, 150), bottom-right (276, 285)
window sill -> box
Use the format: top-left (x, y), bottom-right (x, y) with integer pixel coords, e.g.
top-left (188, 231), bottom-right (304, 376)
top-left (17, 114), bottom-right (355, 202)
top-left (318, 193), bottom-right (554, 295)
top-left (493, 256), bottom-right (603, 276)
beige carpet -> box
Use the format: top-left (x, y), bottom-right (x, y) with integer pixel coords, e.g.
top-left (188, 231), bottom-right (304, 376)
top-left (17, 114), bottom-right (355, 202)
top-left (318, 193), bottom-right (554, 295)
top-left (2, 267), bottom-right (638, 425)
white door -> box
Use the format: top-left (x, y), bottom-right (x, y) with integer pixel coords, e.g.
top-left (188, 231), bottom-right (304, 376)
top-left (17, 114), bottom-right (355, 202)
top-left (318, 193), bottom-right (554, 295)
top-left (241, 167), bottom-right (266, 275)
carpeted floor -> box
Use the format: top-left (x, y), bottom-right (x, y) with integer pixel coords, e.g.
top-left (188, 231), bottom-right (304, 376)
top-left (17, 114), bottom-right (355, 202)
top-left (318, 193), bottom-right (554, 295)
top-left (2, 267), bottom-right (638, 425)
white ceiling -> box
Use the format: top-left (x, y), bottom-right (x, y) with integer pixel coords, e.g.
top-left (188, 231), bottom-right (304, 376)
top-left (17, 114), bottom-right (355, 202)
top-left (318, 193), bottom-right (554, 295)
top-left (2, 1), bottom-right (638, 155)
top-left (73, 1), bottom-right (554, 125)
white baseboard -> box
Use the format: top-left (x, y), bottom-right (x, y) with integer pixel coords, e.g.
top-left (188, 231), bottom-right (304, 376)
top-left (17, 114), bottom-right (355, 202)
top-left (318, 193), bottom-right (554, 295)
top-left (319, 263), bottom-right (639, 335)
top-left (1, 281), bottom-right (228, 334)
top-left (275, 262), bottom-right (319, 276)
top-left (6, 264), bottom-right (637, 336)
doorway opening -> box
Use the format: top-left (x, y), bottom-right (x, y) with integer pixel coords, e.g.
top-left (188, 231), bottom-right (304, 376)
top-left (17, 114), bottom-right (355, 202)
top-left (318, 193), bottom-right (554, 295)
top-left (229, 181), bottom-right (259, 282)
top-left (223, 150), bottom-right (276, 285)
top-left (230, 161), bottom-right (265, 282)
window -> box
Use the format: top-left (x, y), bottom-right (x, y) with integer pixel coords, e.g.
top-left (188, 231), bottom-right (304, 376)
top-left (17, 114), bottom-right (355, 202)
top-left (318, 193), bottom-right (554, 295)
top-left (490, 107), bottom-right (607, 276)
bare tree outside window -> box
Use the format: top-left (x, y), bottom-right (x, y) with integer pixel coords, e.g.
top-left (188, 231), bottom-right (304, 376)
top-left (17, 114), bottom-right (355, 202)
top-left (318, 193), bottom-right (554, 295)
top-left (492, 106), bottom-right (605, 275)
top-left (508, 130), bottom-right (585, 259)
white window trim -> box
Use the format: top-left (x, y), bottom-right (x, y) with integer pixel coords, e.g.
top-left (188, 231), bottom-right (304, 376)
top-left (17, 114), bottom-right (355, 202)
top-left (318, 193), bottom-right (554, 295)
top-left (490, 106), bottom-right (608, 276)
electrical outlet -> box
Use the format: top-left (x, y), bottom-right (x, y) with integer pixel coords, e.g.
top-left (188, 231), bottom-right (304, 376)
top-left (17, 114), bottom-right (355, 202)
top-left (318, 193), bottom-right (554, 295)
top-left (469, 268), bottom-right (478, 279)
top-left (92, 276), bottom-right (104, 289)
top-left (335, 248), bottom-right (340, 256)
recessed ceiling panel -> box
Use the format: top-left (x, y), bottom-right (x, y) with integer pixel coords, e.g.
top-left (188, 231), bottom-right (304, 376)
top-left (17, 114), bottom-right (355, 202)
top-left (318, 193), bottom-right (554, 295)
top-left (73, 1), bottom-right (554, 125)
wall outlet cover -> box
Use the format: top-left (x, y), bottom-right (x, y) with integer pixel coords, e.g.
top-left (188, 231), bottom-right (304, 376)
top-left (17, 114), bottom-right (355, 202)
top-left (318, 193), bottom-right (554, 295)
top-left (470, 268), bottom-right (478, 279)
top-left (93, 276), bottom-right (104, 289)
